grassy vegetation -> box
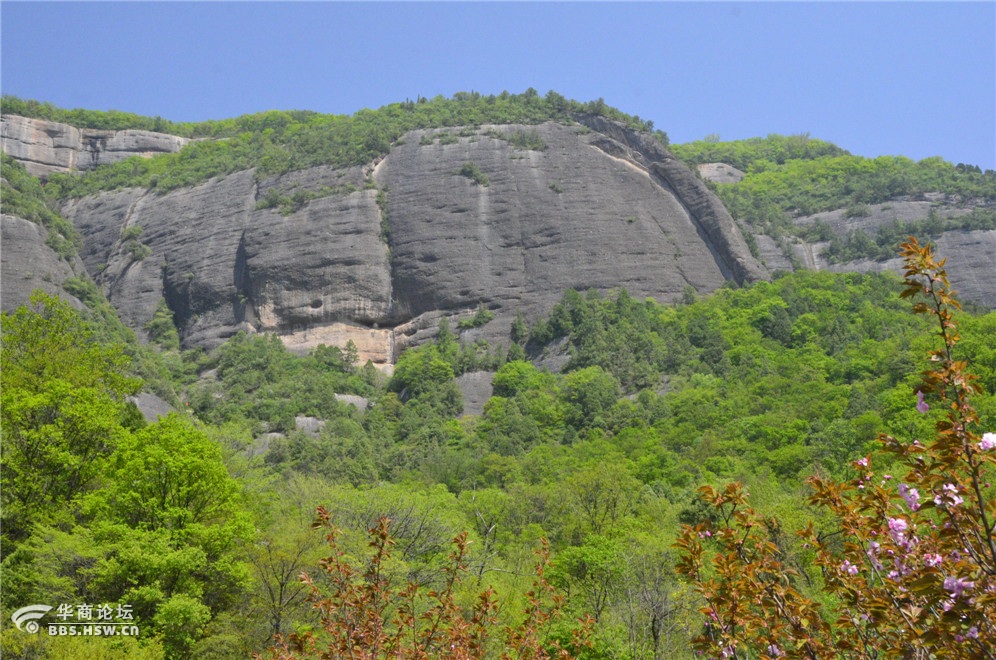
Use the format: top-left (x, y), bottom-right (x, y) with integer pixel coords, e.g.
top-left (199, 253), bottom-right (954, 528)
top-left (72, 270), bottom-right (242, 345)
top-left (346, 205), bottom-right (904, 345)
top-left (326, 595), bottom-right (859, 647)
top-left (456, 162), bottom-right (490, 187)
top-left (0, 154), bottom-right (80, 259)
top-left (4, 90), bottom-right (664, 199)
top-left (672, 134), bottom-right (996, 248)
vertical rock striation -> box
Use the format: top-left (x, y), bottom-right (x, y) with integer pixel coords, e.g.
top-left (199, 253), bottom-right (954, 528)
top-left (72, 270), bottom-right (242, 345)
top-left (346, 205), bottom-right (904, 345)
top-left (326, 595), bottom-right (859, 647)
top-left (11, 114), bottom-right (771, 365)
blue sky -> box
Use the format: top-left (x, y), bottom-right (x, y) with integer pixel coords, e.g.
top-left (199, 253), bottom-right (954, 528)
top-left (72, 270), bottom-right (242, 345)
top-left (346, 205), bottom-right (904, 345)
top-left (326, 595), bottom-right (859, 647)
top-left (2, 2), bottom-right (994, 169)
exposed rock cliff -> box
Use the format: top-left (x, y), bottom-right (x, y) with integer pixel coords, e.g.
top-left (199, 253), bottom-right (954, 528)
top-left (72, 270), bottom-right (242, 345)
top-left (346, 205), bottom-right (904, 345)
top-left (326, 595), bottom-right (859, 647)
top-left (0, 115), bottom-right (191, 178)
top-left (4, 109), bottom-right (993, 368)
top-left (757, 199), bottom-right (996, 308)
top-left (43, 117), bottom-right (767, 364)
top-left (0, 214), bottom-right (86, 310)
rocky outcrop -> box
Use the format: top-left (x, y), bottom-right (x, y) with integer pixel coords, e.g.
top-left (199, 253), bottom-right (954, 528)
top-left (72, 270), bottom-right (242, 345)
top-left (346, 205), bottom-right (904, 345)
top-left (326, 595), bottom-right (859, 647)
top-left (0, 214), bottom-right (86, 311)
top-left (455, 371), bottom-right (495, 417)
top-left (753, 199), bottom-right (996, 308)
top-left (127, 392), bottom-right (175, 423)
top-left (0, 115), bottom-right (190, 178)
top-left (572, 115), bottom-right (767, 285)
top-left (697, 162), bottom-right (745, 183)
top-left (11, 115), bottom-right (770, 365)
top-left (822, 230), bottom-right (996, 308)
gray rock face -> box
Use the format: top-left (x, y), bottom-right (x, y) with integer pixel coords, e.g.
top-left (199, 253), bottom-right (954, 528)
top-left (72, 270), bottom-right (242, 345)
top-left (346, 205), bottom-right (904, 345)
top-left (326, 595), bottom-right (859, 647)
top-left (0, 214), bottom-right (86, 311)
top-left (572, 114), bottom-right (767, 285)
top-left (295, 416), bottom-right (325, 436)
top-left (455, 371), bottom-right (495, 417)
top-left (127, 392), bottom-right (175, 422)
top-left (1, 115), bottom-right (190, 178)
top-left (334, 394), bottom-right (370, 410)
top-left (823, 230), bottom-right (996, 308)
top-left (23, 116), bottom-right (770, 364)
top-left (698, 162), bottom-right (745, 183)
top-left (749, 199), bottom-right (996, 308)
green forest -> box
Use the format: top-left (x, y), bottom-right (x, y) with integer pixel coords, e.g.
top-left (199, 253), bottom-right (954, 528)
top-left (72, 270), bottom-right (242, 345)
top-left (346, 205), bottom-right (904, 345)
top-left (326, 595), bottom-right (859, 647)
top-left (670, 134), bottom-right (996, 263)
top-left (4, 265), bottom-right (995, 658)
top-left (2, 93), bottom-right (995, 658)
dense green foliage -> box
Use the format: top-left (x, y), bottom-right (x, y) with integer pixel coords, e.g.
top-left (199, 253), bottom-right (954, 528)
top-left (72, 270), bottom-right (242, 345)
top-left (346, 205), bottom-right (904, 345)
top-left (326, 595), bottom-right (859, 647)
top-left (4, 266), bottom-right (995, 658)
top-left (5, 90), bottom-right (665, 199)
top-left (676, 240), bottom-right (996, 659)
top-left (672, 135), bottom-right (996, 244)
top-left (721, 154), bottom-right (996, 225)
top-left (2, 97), bottom-right (194, 134)
top-left (813, 207), bottom-right (996, 264)
top-left (0, 154), bottom-right (80, 258)
top-left (185, 333), bottom-right (377, 433)
top-left (0, 295), bottom-right (246, 659)
top-left (458, 305), bottom-right (497, 329)
top-left (670, 133), bottom-right (849, 172)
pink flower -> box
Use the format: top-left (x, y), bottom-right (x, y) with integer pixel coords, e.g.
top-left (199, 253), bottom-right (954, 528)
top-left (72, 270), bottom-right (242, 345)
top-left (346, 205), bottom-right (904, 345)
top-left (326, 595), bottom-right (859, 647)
top-left (978, 432), bottom-right (996, 451)
top-left (841, 560), bottom-right (859, 575)
top-left (924, 553), bottom-right (943, 568)
top-left (968, 626), bottom-right (979, 639)
top-left (888, 517), bottom-right (908, 543)
top-left (898, 483), bottom-right (920, 511)
top-left (855, 456), bottom-right (869, 468)
top-left (767, 643), bottom-right (784, 657)
top-left (916, 390), bottom-right (929, 413)
top-left (943, 575), bottom-right (975, 598)
top-left (934, 483), bottom-right (964, 508)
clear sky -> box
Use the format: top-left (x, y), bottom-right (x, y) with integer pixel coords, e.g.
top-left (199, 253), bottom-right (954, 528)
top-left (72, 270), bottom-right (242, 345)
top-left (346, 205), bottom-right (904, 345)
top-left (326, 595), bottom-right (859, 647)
top-left (2, 2), bottom-right (994, 169)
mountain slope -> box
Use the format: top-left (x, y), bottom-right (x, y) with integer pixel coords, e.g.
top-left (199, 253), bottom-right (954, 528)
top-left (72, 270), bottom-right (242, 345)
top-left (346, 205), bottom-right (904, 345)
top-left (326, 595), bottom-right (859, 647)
top-left (44, 115), bottom-right (764, 365)
top-left (3, 94), bottom-right (994, 370)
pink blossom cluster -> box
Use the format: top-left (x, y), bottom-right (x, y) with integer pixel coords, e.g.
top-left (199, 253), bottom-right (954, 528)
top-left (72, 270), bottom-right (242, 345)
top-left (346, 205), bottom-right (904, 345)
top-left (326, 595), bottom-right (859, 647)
top-left (898, 483), bottom-right (920, 511)
top-left (942, 575), bottom-right (975, 598)
top-left (933, 483), bottom-right (964, 508)
top-left (887, 517), bottom-right (908, 544)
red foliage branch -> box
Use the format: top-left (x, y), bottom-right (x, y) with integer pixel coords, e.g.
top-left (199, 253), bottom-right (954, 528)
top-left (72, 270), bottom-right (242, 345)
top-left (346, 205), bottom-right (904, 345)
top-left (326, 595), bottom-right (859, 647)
top-left (676, 238), bottom-right (996, 659)
top-left (262, 510), bottom-right (592, 659)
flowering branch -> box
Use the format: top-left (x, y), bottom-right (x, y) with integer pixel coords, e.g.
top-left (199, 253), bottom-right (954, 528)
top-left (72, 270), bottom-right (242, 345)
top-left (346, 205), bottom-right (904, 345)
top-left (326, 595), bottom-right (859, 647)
top-left (677, 238), bottom-right (996, 659)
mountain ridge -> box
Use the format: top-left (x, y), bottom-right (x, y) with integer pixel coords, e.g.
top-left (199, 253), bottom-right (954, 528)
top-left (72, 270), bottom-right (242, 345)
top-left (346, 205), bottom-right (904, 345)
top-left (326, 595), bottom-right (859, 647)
top-left (2, 93), bottom-right (994, 369)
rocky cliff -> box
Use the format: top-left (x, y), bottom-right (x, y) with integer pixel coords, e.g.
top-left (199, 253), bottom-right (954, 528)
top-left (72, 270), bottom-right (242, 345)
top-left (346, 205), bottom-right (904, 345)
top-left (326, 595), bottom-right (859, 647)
top-left (0, 213), bottom-right (86, 310)
top-left (6, 116), bottom-right (768, 366)
top-left (0, 115), bottom-right (191, 178)
top-left (745, 198), bottom-right (996, 309)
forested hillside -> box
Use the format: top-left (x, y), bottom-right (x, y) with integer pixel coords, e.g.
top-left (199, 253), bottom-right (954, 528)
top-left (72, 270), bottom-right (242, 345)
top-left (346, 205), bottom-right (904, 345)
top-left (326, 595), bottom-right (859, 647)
top-left (3, 258), bottom-right (994, 657)
top-left (672, 134), bottom-right (996, 271)
top-left (2, 92), bottom-right (995, 658)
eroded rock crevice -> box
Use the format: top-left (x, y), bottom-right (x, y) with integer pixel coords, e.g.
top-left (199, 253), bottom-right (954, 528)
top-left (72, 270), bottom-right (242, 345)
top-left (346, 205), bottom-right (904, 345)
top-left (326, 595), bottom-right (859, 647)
top-left (11, 115), bottom-right (773, 360)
